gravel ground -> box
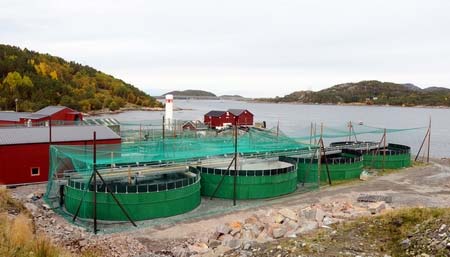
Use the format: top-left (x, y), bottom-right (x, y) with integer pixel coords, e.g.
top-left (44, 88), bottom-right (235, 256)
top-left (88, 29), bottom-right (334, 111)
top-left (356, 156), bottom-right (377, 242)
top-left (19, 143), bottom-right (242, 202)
top-left (9, 158), bottom-right (450, 256)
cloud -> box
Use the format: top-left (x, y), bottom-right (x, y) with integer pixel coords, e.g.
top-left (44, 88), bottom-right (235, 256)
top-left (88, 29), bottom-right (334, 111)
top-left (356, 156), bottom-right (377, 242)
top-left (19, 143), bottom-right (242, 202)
top-left (1, 0), bottom-right (450, 97)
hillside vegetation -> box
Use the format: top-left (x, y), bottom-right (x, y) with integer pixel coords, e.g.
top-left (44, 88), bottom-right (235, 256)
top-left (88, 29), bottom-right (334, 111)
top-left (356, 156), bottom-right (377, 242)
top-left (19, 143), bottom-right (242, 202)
top-left (260, 80), bottom-right (450, 107)
top-left (0, 188), bottom-right (97, 257)
top-left (0, 44), bottom-right (162, 112)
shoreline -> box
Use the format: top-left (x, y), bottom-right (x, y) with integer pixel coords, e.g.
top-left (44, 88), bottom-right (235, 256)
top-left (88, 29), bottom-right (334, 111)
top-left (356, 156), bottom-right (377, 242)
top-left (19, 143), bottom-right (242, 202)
top-left (248, 99), bottom-right (450, 109)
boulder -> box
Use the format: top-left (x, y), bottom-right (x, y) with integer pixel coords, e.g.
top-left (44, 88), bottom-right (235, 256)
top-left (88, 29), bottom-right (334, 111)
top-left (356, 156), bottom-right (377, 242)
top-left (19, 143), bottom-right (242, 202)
top-left (216, 224), bottom-right (231, 235)
top-left (295, 220), bottom-right (318, 235)
top-left (278, 208), bottom-right (298, 222)
top-left (272, 226), bottom-right (287, 239)
top-left (188, 242), bottom-right (209, 254)
top-left (222, 238), bottom-right (242, 249)
top-left (274, 213), bottom-right (285, 224)
top-left (208, 239), bottom-right (221, 249)
top-left (368, 201), bottom-right (386, 214)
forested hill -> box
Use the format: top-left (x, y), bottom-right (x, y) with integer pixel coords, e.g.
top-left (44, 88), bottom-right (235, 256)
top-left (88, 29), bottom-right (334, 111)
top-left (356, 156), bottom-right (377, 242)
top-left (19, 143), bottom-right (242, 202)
top-left (258, 80), bottom-right (450, 107)
top-left (0, 44), bottom-right (162, 112)
top-left (163, 90), bottom-right (217, 99)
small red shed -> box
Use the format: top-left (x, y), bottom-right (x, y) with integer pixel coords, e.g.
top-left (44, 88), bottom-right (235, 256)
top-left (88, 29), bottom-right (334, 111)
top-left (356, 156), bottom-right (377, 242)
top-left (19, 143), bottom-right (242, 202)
top-left (0, 106), bottom-right (83, 127)
top-left (227, 109), bottom-right (254, 126)
top-left (0, 125), bottom-right (120, 185)
top-left (204, 110), bottom-right (235, 128)
top-left (204, 109), bottom-right (254, 128)
top-left (20, 106), bottom-right (83, 126)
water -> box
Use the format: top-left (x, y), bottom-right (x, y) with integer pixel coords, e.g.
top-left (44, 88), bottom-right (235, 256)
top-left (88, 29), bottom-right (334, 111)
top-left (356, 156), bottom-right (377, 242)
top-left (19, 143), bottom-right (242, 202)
top-left (99, 100), bottom-right (450, 158)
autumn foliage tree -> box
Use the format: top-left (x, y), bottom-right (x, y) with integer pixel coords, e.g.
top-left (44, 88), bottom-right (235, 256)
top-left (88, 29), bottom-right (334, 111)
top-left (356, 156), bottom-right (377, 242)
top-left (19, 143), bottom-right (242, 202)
top-left (0, 44), bottom-right (162, 112)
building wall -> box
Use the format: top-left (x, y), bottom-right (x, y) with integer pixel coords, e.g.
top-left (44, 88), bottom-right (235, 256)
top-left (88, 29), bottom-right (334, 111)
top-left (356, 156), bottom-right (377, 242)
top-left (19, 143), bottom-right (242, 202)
top-left (235, 111), bottom-right (253, 126)
top-left (205, 112), bottom-right (236, 128)
top-left (0, 139), bottom-right (120, 185)
top-left (0, 120), bottom-right (18, 126)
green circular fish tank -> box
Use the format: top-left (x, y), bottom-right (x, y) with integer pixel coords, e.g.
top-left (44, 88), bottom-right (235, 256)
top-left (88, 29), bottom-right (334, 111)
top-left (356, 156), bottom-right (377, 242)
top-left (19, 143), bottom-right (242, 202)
top-left (329, 141), bottom-right (411, 169)
top-left (280, 150), bottom-right (364, 184)
top-left (191, 158), bottom-right (297, 199)
top-left (64, 171), bottom-right (201, 221)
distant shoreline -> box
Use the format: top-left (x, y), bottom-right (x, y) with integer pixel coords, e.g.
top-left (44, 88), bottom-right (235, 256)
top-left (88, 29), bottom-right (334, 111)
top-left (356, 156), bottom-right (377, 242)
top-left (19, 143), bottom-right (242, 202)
top-left (249, 99), bottom-right (450, 109)
top-left (85, 100), bottom-right (450, 117)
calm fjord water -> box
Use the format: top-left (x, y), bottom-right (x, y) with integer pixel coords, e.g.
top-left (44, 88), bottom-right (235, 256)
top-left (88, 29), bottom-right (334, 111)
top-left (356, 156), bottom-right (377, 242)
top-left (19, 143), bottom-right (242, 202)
top-left (100, 100), bottom-right (450, 158)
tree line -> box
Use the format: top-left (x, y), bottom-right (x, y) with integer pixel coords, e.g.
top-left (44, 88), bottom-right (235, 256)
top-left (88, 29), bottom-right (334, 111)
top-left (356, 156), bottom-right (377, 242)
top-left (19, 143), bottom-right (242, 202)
top-left (0, 44), bottom-right (162, 112)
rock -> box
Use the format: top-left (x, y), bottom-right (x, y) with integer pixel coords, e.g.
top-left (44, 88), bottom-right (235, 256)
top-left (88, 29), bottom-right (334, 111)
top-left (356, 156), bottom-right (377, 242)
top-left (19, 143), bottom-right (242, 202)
top-left (218, 234), bottom-right (234, 242)
top-left (439, 224), bottom-right (447, 232)
top-left (315, 208), bottom-right (327, 223)
top-left (278, 208), bottom-right (298, 222)
top-left (216, 224), bottom-right (231, 235)
top-left (222, 238), bottom-right (241, 249)
top-left (188, 242), bottom-right (209, 254)
top-left (272, 226), bottom-right (287, 239)
top-left (400, 238), bottom-right (411, 249)
top-left (244, 215), bottom-right (259, 224)
top-left (79, 239), bottom-right (88, 247)
top-left (173, 247), bottom-right (189, 257)
top-left (213, 245), bottom-right (231, 255)
top-left (208, 239), bottom-right (221, 249)
top-left (241, 229), bottom-right (254, 240)
top-left (274, 213), bottom-right (285, 224)
top-left (323, 216), bottom-right (337, 226)
top-left (42, 204), bottom-right (51, 210)
top-left (24, 202), bottom-right (38, 213)
top-left (242, 241), bottom-right (253, 250)
top-left (256, 230), bottom-right (272, 243)
top-left (368, 201), bottom-right (386, 214)
top-left (295, 220), bottom-right (319, 235)
top-left (229, 221), bottom-right (243, 231)
top-left (360, 170), bottom-right (370, 181)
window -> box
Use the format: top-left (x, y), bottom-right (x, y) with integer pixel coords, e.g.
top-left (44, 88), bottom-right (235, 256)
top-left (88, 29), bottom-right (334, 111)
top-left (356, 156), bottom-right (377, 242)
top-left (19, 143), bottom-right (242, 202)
top-left (31, 167), bottom-right (40, 176)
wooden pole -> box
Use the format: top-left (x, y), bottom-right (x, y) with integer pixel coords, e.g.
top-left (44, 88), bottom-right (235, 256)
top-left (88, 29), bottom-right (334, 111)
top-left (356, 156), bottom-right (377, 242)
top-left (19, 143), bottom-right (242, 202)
top-left (309, 122), bottom-right (313, 145)
top-left (427, 117), bottom-right (431, 163)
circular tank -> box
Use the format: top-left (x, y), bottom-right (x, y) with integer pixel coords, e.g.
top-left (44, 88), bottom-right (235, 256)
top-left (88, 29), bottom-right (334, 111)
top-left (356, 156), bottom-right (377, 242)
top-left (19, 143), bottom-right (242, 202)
top-left (64, 170), bottom-right (201, 221)
top-left (329, 141), bottom-right (411, 169)
top-left (280, 150), bottom-right (363, 184)
top-left (191, 158), bottom-right (297, 199)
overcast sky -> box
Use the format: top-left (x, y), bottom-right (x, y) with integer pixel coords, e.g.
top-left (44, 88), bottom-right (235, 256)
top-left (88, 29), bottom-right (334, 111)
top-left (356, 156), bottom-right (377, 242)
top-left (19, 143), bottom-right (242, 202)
top-left (2, 0), bottom-right (450, 97)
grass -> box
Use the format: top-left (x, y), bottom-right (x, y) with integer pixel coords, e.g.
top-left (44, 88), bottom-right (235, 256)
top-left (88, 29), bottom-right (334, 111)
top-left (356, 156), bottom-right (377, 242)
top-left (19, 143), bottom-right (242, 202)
top-left (0, 187), bottom-right (99, 257)
top-left (244, 207), bottom-right (450, 257)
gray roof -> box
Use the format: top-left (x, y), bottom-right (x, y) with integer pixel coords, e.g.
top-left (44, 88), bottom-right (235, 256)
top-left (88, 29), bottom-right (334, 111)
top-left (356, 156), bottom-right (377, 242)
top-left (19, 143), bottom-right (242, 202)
top-left (0, 112), bottom-right (31, 122)
top-left (228, 109), bottom-right (249, 116)
top-left (205, 110), bottom-right (226, 117)
top-left (34, 106), bottom-right (73, 116)
top-left (0, 125), bottom-right (120, 145)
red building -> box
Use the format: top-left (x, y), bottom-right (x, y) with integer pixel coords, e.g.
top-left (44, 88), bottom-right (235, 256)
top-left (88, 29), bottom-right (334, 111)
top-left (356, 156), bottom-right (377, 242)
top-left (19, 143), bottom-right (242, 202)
top-left (0, 125), bottom-right (120, 185)
top-left (228, 109), bottom-right (254, 126)
top-left (0, 106), bottom-right (83, 126)
top-left (204, 109), bottom-right (254, 128)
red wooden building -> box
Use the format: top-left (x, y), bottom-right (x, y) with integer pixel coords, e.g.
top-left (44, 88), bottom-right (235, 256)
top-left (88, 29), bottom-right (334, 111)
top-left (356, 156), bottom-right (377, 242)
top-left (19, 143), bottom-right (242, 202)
top-left (0, 106), bottom-right (83, 126)
top-left (0, 125), bottom-right (120, 185)
top-left (228, 109), bottom-right (254, 126)
top-left (204, 109), bottom-right (254, 128)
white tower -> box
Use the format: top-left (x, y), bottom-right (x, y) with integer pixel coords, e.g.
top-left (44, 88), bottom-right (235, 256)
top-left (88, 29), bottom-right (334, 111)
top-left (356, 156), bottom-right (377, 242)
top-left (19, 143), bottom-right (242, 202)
top-left (165, 94), bottom-right (173, 129)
